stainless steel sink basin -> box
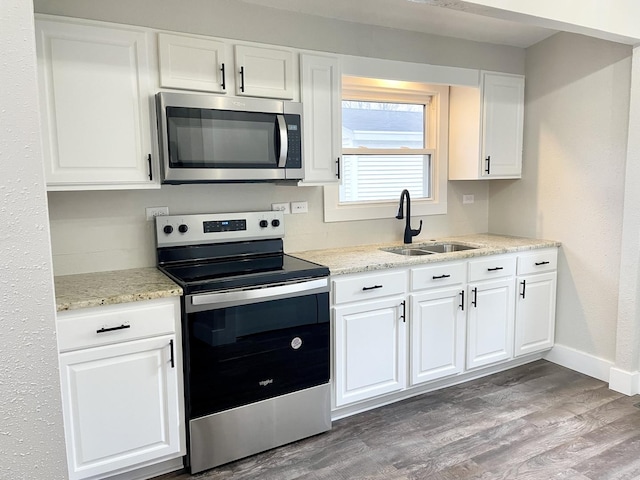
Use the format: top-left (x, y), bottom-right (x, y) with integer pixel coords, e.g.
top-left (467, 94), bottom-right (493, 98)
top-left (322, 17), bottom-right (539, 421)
top-left (419, 243), bottom-right (478, 253)
top-left (385, 248), bottom-right (434, 256)
top-left (382, 242), bottom-right (478, 256)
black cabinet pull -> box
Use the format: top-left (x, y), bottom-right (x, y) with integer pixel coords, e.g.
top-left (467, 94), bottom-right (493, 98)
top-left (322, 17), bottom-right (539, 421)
top-left (239, 66), bottom-right (245, 92)
top-left (96, 324), bottom-right (130, 334)
top-left (520, 280), bottom-right (526, 299)
top-left (459, 290), bottom-right (465, 311)
top-left (220, 63), bottom-right (226, 89)
top-left (400, 301), bottom-right (406, 323)
top-left (336, 157), bottom-right (341, 179)
top-left (471, 287), bottom-right (478, 307)
top-left (169, 339), bottom-right (175, 368)
top-left (487, 267), bottom-right (504, 272)
top-left (147, 154), bottom-right (153, 181)
top-left (535, 261), bottom-right (550, 266)
top-left (485, 156), bottom-right (491, 174)
top-left (362, 285), bottom-right (383, 291)
top-left (432, 274), bottom-right (451, 280)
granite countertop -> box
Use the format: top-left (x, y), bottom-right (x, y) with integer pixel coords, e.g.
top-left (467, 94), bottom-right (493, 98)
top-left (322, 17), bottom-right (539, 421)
top-left (55, 267), bottom-right (182, 312)
top-left (292, 233), bottom-right (561, 276)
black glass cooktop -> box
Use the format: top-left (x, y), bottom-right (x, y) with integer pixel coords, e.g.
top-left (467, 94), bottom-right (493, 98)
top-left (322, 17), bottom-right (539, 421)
top-left (158, 239), bottom-right (329, 295)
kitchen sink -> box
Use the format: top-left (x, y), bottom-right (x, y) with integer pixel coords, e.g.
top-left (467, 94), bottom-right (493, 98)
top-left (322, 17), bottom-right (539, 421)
top-left (385, 248), bottom-right (434, 256)
top-left (382, 242), bottom-right (478, 256)
top-left (418, 243), bottom-right (478, 253)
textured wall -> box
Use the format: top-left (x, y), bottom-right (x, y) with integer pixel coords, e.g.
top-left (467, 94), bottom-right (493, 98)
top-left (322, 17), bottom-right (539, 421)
top-left (488, 32), bottom-right (631, 362)
top-left (614, 46), bottom-right (640, 373)
top-left (0, 1), bottom-right (67, 478)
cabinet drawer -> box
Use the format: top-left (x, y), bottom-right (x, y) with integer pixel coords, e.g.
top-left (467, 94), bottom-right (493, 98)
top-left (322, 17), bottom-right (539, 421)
top-left (411, 262), bottom-right (466, 291)
top-left (57, 298), bottom-right (177, 353)
top-left (332, 270), bottom-right (406, 305)
top-left (468, 255), bottom-right (516, 282)
top-left (517, 249), bottom-right (558, 275)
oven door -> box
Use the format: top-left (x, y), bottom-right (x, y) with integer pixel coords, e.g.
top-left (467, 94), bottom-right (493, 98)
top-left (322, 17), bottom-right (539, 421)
top-left (184, 278), bottom-right (329, 419)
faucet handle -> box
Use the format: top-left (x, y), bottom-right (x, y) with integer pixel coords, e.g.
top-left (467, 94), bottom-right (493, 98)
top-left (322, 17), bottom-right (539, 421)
top-left (411, 220), bottom-right (423, 237)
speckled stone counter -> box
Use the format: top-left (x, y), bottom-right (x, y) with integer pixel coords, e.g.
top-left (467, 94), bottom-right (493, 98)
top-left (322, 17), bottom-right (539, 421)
top-left (292, 233), bottom-right (560, 276)
top-left (55, 267), bottom-right (182, 312)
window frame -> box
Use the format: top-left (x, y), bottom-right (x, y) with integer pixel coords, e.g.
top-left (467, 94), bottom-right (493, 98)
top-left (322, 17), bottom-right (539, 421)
top-left (324, 76), bottom-right (449, 223)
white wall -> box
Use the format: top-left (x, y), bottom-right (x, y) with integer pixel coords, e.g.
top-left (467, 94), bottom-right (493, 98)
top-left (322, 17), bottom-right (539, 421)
top-left (0, 1), bottom-right (67, 478)
top-left (36, 0), bottom-right (521, 275)
top-left (488, 32), bottom-right (631, 362)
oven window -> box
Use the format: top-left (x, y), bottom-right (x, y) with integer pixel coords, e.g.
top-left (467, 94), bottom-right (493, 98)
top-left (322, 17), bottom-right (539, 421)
top-left (167, 107), bottom-right (278, 168)
top-left (187, 293), bottom-right (329, 418)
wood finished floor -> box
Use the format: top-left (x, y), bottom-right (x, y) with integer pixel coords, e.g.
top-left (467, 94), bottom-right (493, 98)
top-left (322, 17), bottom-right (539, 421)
top-left (157, 361), bottom-right (640, 480)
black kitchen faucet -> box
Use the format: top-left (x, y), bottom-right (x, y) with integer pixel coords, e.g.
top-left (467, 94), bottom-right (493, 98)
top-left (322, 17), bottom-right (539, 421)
top-left (396, 189), bottom-right (422, 244)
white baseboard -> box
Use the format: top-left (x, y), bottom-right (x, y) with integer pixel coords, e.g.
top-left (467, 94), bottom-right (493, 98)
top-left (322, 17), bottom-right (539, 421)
top-left (609, 367), bottom-right (640, 396)
top-left (543, 344), bottom-right (613, 383)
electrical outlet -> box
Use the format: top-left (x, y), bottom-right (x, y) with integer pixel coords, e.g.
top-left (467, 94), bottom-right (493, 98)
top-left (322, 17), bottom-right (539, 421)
top-left (291, 201), bottom-right (308, 214)
top-left (145, 206), bottom-right (169, 221)
top-left (271, 203), bottom-right (291, 214)
top-left (463, 195), bottom-right (475, 205)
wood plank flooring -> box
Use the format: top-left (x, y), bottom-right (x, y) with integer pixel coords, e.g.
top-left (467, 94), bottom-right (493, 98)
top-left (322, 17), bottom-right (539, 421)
top-left (157, 361), bottom-right (640, 480)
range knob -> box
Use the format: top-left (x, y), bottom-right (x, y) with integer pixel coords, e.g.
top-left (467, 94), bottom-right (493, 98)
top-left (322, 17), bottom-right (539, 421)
top-left (163, 225), bottom-right (174, 234)
top-left (178, 224), bottom-right (189, 233)
top-left (271, 219), bottom-right (280, 227)
top-left (259, 220), bottom-right (269, 228)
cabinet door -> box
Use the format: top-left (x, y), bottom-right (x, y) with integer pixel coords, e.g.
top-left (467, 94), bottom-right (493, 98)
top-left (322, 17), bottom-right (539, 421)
top-left (299, 54), bottom-right (341, 184)
top-left (481, 72), bottom-right (524, 178)
top-left (515, 272), bottom-right (557, 356)
top-left (466, 278), bottom-right (515, 369)
top-left (35, 19), bottom-right (155, 189)
top-left (410, 287), bottom-right (465, 385)
top-left (234, 45), bottom-right (296, 99)
top-left (158, 32), bottom-right (227, 93)
top-left (59, 335), bottom-right (182, 480)
top-left (334, 296), bottom-right (406, 407)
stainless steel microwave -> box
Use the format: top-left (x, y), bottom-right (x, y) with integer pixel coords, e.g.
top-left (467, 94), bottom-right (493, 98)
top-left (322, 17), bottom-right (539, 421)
top-left (156, 92), bottom-right (303, 183)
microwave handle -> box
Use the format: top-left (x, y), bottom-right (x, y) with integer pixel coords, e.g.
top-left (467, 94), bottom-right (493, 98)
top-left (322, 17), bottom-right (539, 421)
top-left (276, 115), bottom-right (288, 167)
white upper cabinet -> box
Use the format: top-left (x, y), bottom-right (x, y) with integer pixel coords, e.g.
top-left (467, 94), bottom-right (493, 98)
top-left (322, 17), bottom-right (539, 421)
top-left (35, 17), bottom-right (157, 190)
top-left (449, 72), bottom-right (524, 180)
top-left (299, 54), bottom-right (341, 184)
top-left (234, 45), bottom-right (296, 100)
top-left (157, 34), bottom-right (298, 100)
top-left (158, 32), bottom-right (227, 93)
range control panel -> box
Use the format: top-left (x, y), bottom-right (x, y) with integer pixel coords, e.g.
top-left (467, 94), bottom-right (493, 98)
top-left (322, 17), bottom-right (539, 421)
top-left (156, 211), bottom-right (284, 247)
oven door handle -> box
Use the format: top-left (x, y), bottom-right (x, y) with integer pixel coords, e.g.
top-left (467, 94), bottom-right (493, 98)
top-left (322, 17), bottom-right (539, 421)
top-left (189, 278), bottom-right (329, 309)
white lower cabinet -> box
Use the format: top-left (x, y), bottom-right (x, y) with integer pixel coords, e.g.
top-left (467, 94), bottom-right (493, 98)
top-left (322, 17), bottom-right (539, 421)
top-left (331, 248), bottom-right (557, 413)
top-left (56, 298), bottom-right (185, 480)
top-left (466, 278), bottom-right (515, 369)
top-left (334, 296), bottom-right (407, 407)
top-left (410, 286), bottom-right (465, 385)
top-left (514, 249), bottom-right (558, 357)
top-left (466, 255), bottom-right (516, 370)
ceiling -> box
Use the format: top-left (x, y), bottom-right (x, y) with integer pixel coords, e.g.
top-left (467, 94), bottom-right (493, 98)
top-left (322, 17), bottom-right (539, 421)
top-left (239, 0), bottom-right (557, 48)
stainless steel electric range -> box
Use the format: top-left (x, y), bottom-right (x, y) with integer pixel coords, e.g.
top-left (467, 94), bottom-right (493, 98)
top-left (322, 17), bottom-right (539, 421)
top-left (155, 211), bottom-right (331, 474)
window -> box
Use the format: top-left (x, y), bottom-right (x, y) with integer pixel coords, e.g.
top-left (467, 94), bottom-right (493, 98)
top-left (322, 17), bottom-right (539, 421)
top-left (324, 76), bottom-right (448, 222)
